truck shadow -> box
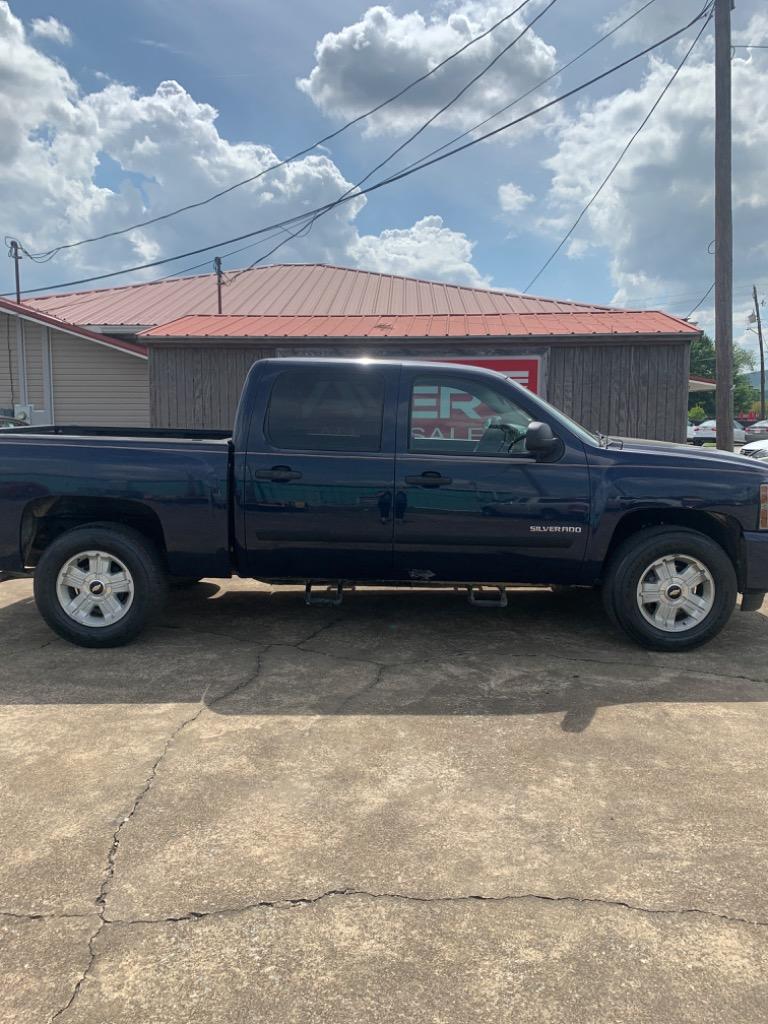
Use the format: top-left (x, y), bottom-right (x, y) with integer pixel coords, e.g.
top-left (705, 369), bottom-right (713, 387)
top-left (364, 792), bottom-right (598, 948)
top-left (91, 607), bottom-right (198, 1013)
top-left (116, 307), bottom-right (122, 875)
top-left (0, 582), bottom-right (767, 733)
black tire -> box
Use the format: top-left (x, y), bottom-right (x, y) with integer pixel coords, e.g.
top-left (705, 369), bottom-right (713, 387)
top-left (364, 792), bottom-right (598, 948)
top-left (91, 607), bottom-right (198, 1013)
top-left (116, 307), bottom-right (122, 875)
top-left (602, 527), bottom-right (737, 651)
top-left (692, 439), bottom-right (705, 446)
top-left (34, 525), bottom-right (167, 648)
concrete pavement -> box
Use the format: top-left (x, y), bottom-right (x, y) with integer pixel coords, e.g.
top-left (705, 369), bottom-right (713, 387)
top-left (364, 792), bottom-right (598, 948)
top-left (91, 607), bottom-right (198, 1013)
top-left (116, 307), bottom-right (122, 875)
top-left (1, 578), bottom-right (766, 1022)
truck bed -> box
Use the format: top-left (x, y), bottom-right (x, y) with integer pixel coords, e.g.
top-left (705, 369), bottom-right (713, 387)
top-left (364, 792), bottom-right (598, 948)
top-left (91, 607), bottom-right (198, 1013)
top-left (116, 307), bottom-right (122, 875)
top-left (0, 426), bottom-right (233, 578)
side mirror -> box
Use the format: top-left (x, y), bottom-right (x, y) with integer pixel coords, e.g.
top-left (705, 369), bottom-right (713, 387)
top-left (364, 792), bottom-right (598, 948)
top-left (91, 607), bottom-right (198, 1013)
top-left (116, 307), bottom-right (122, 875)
top-left (525, 421), bottom-right (560, 458)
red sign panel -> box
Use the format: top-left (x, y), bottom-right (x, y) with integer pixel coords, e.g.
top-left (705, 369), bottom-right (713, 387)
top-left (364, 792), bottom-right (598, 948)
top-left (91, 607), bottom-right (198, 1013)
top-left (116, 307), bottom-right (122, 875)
top-left (439, 356), bottom-right (541, 394)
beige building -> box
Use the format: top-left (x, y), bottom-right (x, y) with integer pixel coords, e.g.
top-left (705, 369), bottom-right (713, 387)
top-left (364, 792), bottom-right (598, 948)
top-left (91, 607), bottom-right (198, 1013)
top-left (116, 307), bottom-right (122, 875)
top-left (0, 299), bottom-right (149, 427)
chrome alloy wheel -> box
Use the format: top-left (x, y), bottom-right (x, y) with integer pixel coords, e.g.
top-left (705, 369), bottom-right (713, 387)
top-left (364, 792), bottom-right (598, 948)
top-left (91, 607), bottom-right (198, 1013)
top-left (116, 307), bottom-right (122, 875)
top-left (636, 553), bottom-right (715, 633)
top-left (55, 550), bottom-right (135, 628)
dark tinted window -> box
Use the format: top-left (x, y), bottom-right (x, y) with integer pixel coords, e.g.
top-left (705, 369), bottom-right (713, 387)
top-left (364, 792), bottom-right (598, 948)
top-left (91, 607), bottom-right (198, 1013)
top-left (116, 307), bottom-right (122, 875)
top-left (267, 369), bottom-right (385, 452)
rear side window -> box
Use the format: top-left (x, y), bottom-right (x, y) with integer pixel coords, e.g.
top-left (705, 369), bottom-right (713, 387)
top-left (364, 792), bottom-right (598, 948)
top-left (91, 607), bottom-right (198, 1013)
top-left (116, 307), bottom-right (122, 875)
top-left (266, 369), bottom-right (385, 452)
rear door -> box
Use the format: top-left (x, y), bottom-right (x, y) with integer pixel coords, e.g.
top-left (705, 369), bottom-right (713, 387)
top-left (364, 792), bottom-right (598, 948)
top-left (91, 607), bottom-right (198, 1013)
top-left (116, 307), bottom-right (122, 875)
top-left (393, 366), bottom-right (590, 584)
top-left (241, 362), bottom-right (398, 581)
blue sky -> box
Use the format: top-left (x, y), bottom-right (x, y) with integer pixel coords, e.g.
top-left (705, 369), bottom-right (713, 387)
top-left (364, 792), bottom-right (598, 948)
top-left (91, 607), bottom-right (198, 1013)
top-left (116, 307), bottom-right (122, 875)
top-left (2, 0), bottom-right (767, 342)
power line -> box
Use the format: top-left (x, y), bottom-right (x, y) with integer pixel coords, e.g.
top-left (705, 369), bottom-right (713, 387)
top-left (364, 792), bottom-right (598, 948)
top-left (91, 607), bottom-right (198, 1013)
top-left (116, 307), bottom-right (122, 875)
top-left (523, 9), bottom-right (712, 292)
top-left (190, 0), bottom-right (667, 290)
top-left (688, 280), bottom-right (720, 315)
top-left (227, 0), bottom-right (560, 283)
top-left (394, 0), bottom-right (662, 180)
top-left (15, 0), bottom-right (535, 263)
top-left (6, 8), bottom-right (712, 299)
top-left (142, 0), bottom-right (666, 290)
top-left (153, 225), bottom-right (301, 283)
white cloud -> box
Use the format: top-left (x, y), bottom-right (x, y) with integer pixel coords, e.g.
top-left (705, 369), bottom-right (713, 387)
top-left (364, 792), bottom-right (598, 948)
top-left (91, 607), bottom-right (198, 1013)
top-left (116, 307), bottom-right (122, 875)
top-left (29, 15), bottom-right (71, 45)
top-left (598, 0), bottom-right (706, 47)
top-left (349, 214), bottom-right (489, 286)
top-left (0, 2), bottom-right (486, 291)
top-left (537, 35), bottom-right (768, 341)
top-left (498, 181), bottom-right (533, 214)
top-left (297, 2), bottom-right (557, 136)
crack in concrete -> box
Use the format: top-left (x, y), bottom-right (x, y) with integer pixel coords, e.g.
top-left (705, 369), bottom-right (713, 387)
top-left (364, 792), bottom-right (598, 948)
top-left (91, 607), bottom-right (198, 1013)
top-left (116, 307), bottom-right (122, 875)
top-left (297, 663), bottom-right (389, 735)
top-left (413, 644), bottom-right (768, 687)
top-left (0, 910), bottom-right (95, 923)
top-left (49, 655), bottom-right (267, 1022)
top-left (331, 663), bottom-right (388, 715)
top-left (103, 888), bottom-right (768, 930)
top-left (297, 614), bottom-right (347, 647)
top-left (155, 608), bottom-right (768, 686)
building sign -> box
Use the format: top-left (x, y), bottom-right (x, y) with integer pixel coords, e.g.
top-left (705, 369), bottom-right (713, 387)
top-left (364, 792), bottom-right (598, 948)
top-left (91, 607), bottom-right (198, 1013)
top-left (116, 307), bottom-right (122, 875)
top-left (440, 356), bottom-right (541, 393)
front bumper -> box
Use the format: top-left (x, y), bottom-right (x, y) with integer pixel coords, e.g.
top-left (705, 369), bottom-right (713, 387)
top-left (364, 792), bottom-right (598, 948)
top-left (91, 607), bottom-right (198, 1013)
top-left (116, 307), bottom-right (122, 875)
top-left (742, 531), bottom-right (768, 592)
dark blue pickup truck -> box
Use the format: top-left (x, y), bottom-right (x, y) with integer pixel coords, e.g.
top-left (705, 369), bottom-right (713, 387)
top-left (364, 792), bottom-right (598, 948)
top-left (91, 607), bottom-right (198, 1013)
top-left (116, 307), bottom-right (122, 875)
top-left (2, 357), bottom-right (768, 651)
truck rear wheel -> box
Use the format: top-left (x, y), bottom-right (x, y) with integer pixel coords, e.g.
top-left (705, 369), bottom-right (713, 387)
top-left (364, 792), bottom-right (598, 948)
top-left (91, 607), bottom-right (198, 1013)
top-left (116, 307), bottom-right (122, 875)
top-left (34, 525), bottom-right (167, 648)
top-left (602, 527), bottom-right (737, 651)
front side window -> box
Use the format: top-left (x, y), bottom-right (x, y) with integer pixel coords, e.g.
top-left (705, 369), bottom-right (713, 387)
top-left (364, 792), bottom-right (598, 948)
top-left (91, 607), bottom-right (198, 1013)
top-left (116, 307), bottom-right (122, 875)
top-left (409, 375), bottom-right (533, 456)
top-left (266, 369), bottom-right (385, 452)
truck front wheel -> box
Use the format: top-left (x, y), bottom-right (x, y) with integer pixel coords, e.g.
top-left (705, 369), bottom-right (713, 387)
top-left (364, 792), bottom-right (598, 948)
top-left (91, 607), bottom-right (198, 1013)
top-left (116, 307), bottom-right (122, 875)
top-left (34, 525), bottom-right (167, 648)
top-left (602, 527), bottom-right (737, 651)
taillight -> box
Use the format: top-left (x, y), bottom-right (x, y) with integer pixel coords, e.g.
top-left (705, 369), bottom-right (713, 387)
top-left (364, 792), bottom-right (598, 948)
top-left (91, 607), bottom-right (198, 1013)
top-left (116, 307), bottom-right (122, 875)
top-left (761, 484), bottom-right (768, 530)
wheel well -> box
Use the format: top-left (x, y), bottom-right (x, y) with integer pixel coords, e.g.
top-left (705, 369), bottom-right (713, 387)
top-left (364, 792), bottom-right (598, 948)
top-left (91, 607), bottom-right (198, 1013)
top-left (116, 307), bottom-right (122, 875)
top-left (603, 509), bottom-right (743, 585)
top-left (21, 497), bottom-right (167, 568)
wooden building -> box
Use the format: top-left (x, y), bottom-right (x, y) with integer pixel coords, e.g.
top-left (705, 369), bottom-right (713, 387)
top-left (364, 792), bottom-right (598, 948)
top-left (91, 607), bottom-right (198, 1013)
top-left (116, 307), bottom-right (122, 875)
top-left (24, 264), bottom-right (699, 440)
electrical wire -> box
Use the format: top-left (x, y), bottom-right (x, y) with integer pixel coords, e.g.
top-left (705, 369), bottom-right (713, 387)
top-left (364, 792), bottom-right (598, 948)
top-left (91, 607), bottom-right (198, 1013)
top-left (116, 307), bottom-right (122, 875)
top-left (226, 0), bottom-right (560, 284)
top-left (523, 9), bottom-right (712, 292)
top-left (120, 0), bottom-right (667, 291)
top-left (14, 0), bottom-right (535, 262)
top-left (5, 8), bottom-right (712, 299)
top-left (195, 0), bottom-right (666, 288)
top-left (686, 282), bottom-right (715, 319)
top-left (152, 225), bottom-right (302, 283)
top-left (394, 0), bottom-right (662, 181)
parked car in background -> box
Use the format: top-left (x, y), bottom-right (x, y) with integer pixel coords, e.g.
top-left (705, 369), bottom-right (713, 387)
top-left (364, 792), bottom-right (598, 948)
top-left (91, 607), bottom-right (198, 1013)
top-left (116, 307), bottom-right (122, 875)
top-left (691, 420), bottom-right (746, 446)
top-left (687, 422), bottom-right (696, 442)
top-left (745, 420), bottom-right (768, 444)
top-left (741, 438), bottom-right (768, 461)
top-left (0, 415), bottom-right (25, 428)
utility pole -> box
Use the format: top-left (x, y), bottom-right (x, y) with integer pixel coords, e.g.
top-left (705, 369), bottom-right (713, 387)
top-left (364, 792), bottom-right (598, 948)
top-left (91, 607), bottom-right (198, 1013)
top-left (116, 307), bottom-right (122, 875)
top-left (8, 240), bottom-right (21, 303)
top-left (753, 285), bottom-right (765, 420)
top-left (214, 256), bottom-right (223, 314)
top-left (714, 0), bottom-right (734, 450)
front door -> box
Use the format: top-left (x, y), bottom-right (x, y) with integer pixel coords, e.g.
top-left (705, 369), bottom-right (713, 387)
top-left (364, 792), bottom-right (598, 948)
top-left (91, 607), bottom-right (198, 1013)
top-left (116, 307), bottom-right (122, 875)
top-left (241, 362), bottom-right (397, 581)
top-left (393, 367), bottom-right (590, 584)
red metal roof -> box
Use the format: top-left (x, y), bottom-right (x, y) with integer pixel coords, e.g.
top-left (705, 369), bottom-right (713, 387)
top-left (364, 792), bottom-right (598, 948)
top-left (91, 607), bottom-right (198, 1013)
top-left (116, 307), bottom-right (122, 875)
top-left (26, 263), bottom-right (626, 328)
top-left (140, 309), bottom-right (698, 340)
top-left (0, 297), bottom-right (147, 358)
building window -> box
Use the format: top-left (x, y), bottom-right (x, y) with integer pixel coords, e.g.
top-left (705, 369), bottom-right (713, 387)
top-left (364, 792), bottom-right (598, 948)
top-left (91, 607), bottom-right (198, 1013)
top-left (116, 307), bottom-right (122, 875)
top-left (266, 369), bottom-right (385, 452)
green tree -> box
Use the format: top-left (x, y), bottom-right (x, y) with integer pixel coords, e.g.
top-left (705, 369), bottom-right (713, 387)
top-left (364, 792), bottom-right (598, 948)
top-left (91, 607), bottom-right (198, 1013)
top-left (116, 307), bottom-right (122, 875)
top-left (688, 333), bottom-right (756, 417)
top-left (688, 403), bottom-right (707, 424)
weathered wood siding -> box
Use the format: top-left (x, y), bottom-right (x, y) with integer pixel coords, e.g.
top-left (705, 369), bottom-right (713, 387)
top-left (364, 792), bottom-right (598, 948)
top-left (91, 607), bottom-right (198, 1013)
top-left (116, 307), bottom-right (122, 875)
top-left (148, 336), bottom-right (691, 442)
top-left (547, 340), bottom-right (690, 442)
top-left (150, 345), bottom-right (276, 429)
